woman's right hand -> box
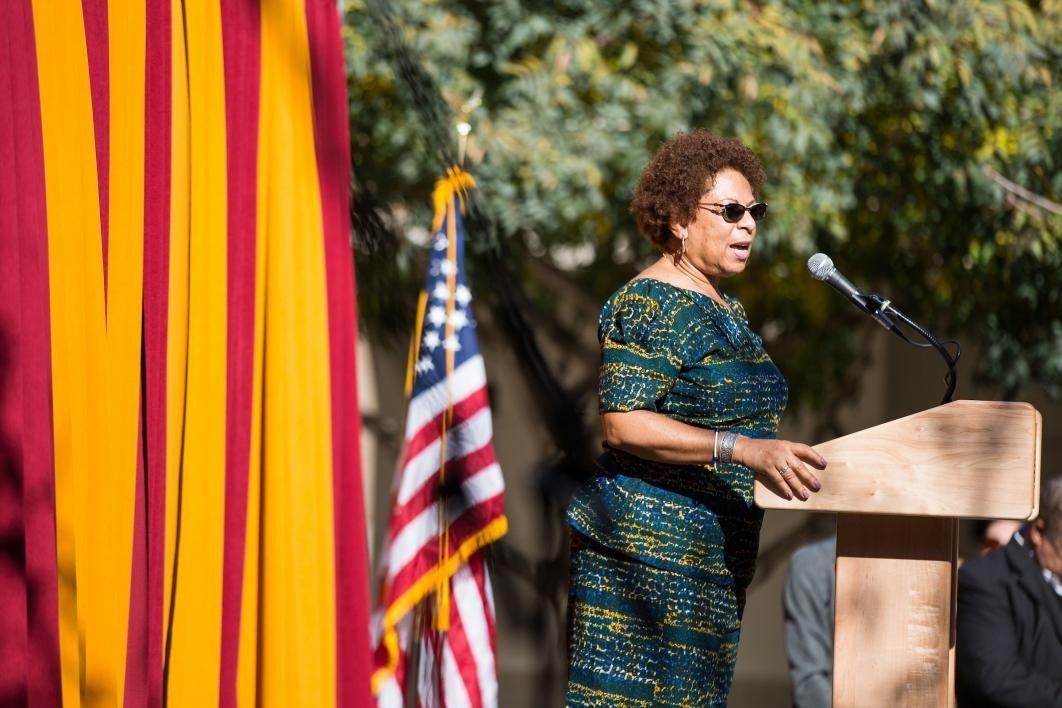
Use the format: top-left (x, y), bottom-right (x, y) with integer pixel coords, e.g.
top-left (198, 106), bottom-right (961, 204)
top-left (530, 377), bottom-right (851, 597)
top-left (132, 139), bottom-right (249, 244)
top-left (732, 436), bottom-right (827, 501)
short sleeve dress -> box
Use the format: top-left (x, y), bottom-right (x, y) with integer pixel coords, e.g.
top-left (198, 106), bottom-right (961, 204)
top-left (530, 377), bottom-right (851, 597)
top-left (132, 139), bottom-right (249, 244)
top-left (566, 278), bottom-right (789, 707)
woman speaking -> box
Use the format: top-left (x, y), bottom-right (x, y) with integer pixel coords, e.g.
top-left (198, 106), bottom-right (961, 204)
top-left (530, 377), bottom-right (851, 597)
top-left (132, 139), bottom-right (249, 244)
top-left (566, 130), bottom-right (827, 706)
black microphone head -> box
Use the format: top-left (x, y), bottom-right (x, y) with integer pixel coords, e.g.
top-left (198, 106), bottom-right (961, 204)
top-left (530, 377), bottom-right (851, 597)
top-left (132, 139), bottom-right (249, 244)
top-left (807, 253), bottom-right (835, 281)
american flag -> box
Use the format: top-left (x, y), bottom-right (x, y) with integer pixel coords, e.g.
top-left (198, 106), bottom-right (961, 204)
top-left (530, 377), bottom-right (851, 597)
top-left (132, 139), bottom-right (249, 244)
top-left (372, 168), bottom-right (508, 708)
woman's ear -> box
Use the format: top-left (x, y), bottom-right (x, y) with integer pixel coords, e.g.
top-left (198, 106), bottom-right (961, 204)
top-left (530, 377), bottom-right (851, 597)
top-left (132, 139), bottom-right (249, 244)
top-left (668, 223), bottom-right (689, 261)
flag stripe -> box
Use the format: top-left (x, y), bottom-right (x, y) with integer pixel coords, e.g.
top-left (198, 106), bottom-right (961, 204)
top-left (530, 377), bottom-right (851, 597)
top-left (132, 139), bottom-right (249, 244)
top-left (219, 1), bottom-right (260, 704)
top-left (407, 558), bottom-right (499, 708)
top-left (305, 0), bottom-right (375, 704)
top-left (404, 357), bottom-right (489, 439)
top-left (162, 0), bottom-right (192, 674)
top-left (0, 2), bottom-right (61, 703)
top-left (31, 0), bottom-right (106, 703)
top-left (107, 2), bottom-right (149, 703)
top-left (402, 385), bottom-right (490, 475)
top-left (454, 557), bottom-right (496, 706)
top-left (447, 563), bottom-right (485, 708)
top-left (236, 132), bottom-right (267, 708)
top-left (390, 443), bottom-right (500, 536)
top-left (237, 2), bottom-right (267, 701)
top-left (142, 0), bottom-right (173, 703)
top-left (258, 0), bottom-right (337, 703)
top-left (82, 0), bottom-right (109, 292)
top-left (374, 513), bottom-right (509, 697)
top-left (165, 0), bottom-right (229, 699)
top-left (398, 396), bottom-right (495, 506)
top-left (124, 406), bottom-right (148, 708)
top-left (387, 495), bottom-right (506, 597)
top-left (442, 640), bottom-right (475, 708)
top-left (388, 464), bottom-right (505, 584)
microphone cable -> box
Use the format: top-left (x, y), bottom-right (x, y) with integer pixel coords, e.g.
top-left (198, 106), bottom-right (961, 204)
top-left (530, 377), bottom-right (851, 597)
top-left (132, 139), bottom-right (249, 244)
top-left (864, 294), bottom-right (962, 404)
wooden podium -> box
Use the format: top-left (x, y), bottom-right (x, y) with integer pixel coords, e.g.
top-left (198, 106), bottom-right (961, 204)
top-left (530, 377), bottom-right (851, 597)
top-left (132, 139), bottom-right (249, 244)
top-left (754, 400), bottom-right (1042, 707)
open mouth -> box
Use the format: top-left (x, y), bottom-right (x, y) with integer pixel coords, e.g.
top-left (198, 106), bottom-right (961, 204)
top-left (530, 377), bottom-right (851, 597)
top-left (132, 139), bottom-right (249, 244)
top-left (729, 241), bottom-right (752, 260)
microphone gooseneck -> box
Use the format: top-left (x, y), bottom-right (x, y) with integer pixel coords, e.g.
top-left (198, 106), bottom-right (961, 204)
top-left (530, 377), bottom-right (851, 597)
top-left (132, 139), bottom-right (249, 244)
top-left (806, 253), bottom-right (961, 404)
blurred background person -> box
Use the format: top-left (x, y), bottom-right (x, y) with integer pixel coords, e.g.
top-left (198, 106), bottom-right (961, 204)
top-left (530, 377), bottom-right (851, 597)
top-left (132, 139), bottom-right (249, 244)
top-left (976, 518), bottom-right (1025, 557)
top-left (956, 475), bottom-right (1062, 707)
top-left (783, 532), bottom-right (837, 708)
top-left (565, 131), bottom-right (827, 706)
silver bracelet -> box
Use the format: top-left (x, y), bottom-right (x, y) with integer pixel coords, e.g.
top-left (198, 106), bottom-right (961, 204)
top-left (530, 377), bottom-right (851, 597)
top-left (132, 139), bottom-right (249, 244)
top-left (713, 429), bottom-right (720, 465)
top-left (719, 431), bottom-right (738, 464)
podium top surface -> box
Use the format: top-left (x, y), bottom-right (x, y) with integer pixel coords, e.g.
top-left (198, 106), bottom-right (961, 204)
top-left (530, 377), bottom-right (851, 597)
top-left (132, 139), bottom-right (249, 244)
top-left (754, 400), bottom-right (1042, 519)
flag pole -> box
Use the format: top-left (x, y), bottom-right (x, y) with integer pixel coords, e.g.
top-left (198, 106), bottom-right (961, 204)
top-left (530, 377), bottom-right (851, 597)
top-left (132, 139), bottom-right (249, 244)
top-left (395, 289), bottom-right (428, 708)
top-left (402, 605), bottom-right (424, 708)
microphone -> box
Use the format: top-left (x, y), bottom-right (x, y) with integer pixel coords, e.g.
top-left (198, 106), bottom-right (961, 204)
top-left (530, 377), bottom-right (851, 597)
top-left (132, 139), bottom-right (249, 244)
top-left (807, 253), bottom-right (961, 404)
top-left (807, 253), bottom-right (900, 333)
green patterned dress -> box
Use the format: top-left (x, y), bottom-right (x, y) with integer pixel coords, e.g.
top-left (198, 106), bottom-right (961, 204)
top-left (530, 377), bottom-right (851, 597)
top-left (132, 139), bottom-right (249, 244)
top-left (566, 277), bottom-right (788, 707)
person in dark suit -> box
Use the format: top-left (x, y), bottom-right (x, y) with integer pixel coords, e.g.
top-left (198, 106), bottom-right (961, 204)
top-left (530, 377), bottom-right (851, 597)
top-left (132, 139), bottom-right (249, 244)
top-left (956, 475), bottom-right (1062, 707)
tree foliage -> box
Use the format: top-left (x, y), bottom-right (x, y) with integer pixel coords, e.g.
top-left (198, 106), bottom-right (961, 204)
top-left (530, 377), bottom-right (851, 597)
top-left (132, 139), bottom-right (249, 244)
top-left (344, 0), bottom-right (1062, 418)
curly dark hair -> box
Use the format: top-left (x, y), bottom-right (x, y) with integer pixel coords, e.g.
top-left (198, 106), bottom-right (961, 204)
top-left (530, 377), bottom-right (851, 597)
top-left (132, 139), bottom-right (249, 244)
top-left (630, 130), bottom-right (765, 248)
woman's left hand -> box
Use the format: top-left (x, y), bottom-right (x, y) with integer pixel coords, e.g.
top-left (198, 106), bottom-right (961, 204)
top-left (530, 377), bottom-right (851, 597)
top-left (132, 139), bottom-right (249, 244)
top-left (733, 437), bottom-right (827, 501)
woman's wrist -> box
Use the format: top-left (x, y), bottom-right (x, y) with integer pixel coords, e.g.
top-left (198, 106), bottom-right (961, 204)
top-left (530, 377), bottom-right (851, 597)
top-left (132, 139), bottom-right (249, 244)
top-left (718, 431), bottom-right (739, 464)
top-left (729, 433), bottom-right (747, 466)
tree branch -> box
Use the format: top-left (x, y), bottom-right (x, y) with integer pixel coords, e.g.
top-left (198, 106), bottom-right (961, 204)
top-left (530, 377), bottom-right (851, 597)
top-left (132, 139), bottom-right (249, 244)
top-left (983, 165), bottom-right (1062, 216)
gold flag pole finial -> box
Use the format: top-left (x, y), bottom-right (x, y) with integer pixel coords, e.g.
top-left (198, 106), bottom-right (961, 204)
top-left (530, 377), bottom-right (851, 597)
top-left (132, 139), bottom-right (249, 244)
top-left (456, 89), bottom-right (480, 168)
top-left (456, 121), bottom-right (471, 168)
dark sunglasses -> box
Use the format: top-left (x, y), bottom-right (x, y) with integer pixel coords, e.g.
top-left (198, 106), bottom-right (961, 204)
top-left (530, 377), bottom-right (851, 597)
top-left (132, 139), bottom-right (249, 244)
top-left (698, 202), bottom-right (768, 223)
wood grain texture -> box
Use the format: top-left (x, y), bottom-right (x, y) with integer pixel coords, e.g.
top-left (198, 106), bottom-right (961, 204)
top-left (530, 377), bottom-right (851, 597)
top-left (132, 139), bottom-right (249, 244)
top-left (832, 515), bottom-right (958, 708)
top-left (755, 400), bottom-right (1041, 519)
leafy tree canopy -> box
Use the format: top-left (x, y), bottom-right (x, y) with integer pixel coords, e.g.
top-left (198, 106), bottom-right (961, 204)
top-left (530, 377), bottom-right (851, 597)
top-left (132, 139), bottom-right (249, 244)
top-left (345, 0), bottom-right (1062, 423)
